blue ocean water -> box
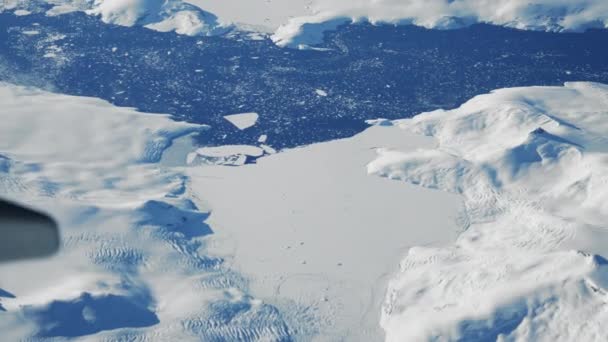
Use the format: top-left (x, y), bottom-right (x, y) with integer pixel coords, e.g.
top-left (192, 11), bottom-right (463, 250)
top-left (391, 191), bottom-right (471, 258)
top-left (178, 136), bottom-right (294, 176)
top-left (1, 11), bottom-right (608, 149)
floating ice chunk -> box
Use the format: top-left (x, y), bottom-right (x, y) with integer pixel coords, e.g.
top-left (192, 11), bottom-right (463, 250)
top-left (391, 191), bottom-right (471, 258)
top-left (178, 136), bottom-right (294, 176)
top-left (196, 145), bottom-right (264, 158)
top-left (224, 112), bottom-right (259, 130)
top-left (14, 9), bottom-right (30, 16)
top-left (260, 144), bottom-right (277, 154)
top-left (189, 145), bottom-right (265, 166)
top-left (365, 118), bottom-right (393, 127)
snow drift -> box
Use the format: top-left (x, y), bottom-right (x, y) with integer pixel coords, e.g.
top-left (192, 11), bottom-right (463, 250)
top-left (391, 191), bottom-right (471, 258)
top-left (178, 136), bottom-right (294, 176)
top-left (370, 82), bottom-right (608, 341)
top-left (272, 0), bottom-right (608, 47)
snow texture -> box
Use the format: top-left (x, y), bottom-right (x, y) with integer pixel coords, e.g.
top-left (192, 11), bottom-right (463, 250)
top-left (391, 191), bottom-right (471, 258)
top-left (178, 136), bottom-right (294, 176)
top-left (183, 0), bottom-right (315, 31)
top-left (0, 81), bottom-right (461, 341)
top-left (272, 0), bottom-right (608, 47)
top-left (370, 82), bottom-right (608, 341)
top-left (186, 125), bottom-right (462, 340)
top-left (1, 0), bottom-right (231, 36)
top-left (0, 83), bottom-right (290, 341)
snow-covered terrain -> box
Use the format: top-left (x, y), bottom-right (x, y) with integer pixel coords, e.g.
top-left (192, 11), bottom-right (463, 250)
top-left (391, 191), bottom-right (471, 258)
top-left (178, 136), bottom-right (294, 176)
top-left (0, 83), bottom-right (291, 340)
top-left (272, 0), bottom-right (608, 47)
top-left (3, 75), bottom-right (608, 340)
top-left (0, 80), bottom-right (465, 340)
top-left (6, 0), bottom-right (608, 48)
top-left (183, 0), bottom-right (314, 31)
top-left (1, 0), bottom-right (608, 340)
top-left (370, 82), bottom-right (608, 341)
top-left (0, 0), bottom-right (231, 36)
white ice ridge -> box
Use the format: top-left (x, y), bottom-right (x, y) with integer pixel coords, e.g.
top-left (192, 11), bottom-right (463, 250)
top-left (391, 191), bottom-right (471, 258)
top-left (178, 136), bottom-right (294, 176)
top-left (1, 0), bottom-right (232, 36)
top-left (272, 0), bottom-right (608, 47)
top-left (0, 83), bottom-right (290, 341)
top-left (369, 82), bottom-right (608, 341)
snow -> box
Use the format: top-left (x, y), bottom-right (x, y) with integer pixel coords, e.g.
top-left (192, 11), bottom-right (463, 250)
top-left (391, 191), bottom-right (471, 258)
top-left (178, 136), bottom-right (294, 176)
top-left (0, 81), bottom-right (463, 340)
top-left (186, 125), bottom-right (462, 340)
top-left (271, 0), bottom-right (608, 47)
top-left (370, 82), bottom-right (608, 341)
top-left (223, 112), bottom-right (259, 130)
top-left (183, 0), bottom-right (315, 31)
top-left (0, 85), bottom-right (200, 166)
top-left (3, 77), bottom-right (608, 339)
top-left (8, 0), bottom-right (608, 47)
top-left (45, 3), bottom-right (81, 16)
top-left (2, 0), bottom-right (232, 37)
top-left (0, 83), bottom-right (291, 341)
top-left (88, 0), bottom-right (232, 36)
top-left (144, 9), bottom-right (222, 36)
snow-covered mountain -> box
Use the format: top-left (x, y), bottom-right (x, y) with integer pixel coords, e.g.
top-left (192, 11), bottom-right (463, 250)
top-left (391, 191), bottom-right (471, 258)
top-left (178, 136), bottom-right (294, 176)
top-left (272, 0), bottom-right (608, 47)
top-left (0, 0), bottom-right (231, 36)
top-left (4, 0), bottom-right (608, 47)
top-left (369, 82), bottom-right (608, 341)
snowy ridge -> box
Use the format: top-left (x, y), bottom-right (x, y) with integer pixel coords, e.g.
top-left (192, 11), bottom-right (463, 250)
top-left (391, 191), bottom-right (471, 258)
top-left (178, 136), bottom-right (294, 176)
top-left (1, 0), bottom-right (231, 36)
top-left (0, 83), bottom-right (290, 340)
top-left (272, 0), bottom-right (608, 47)
top-left (368, 82), bottom-right (608, 341)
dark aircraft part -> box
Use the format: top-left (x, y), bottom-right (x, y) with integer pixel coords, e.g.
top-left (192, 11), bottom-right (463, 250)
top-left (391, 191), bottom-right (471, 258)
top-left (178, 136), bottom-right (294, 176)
top-left (0, 199), bottom-right (60, 262)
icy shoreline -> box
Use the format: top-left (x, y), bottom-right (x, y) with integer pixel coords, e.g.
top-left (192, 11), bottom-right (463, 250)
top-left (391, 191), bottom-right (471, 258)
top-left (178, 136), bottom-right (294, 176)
top-left (372, 82), bottom-right (608, 341)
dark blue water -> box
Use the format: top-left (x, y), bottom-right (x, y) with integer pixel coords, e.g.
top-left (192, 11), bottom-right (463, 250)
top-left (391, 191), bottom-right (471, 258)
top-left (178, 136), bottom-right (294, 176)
top-left (1, 11), bottom-right (608, 149)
